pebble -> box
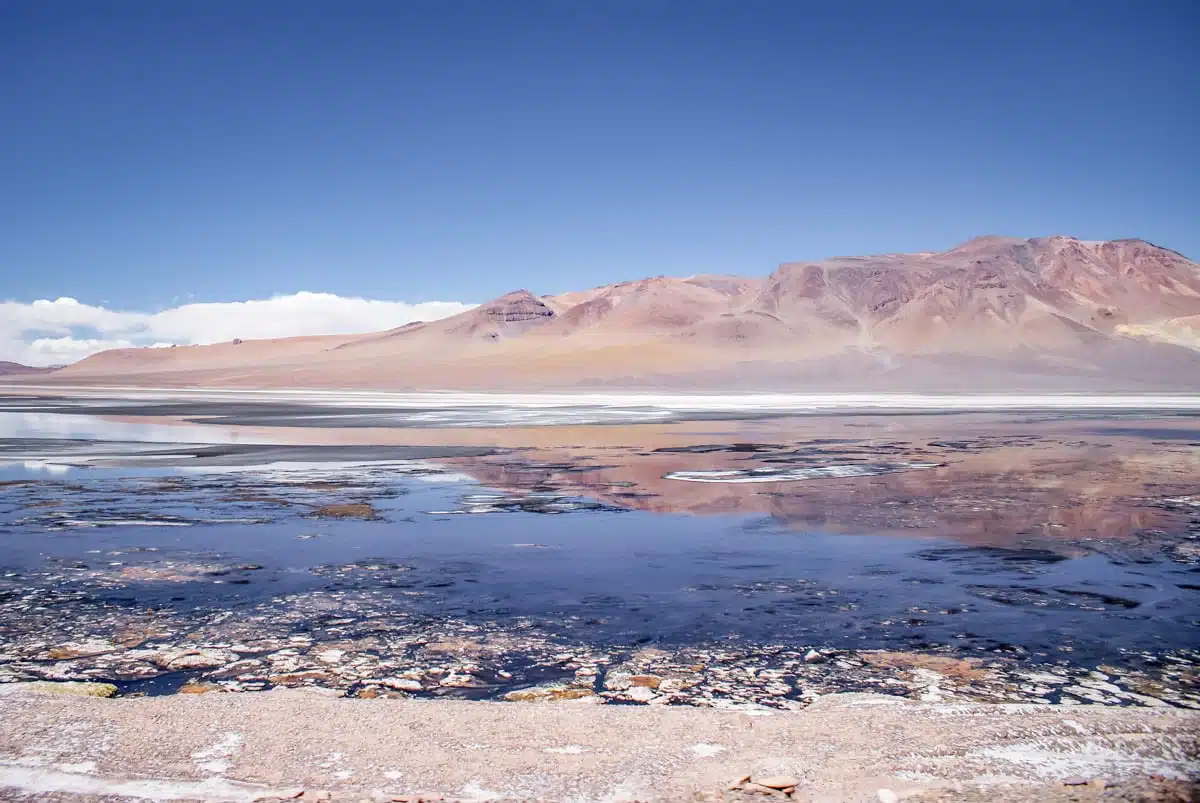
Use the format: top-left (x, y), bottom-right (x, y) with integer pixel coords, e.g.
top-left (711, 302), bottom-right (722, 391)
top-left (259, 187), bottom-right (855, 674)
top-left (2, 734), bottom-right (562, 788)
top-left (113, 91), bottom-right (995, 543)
top-left (604, 669), bottom-right (633, 691)
top-left (19, 680), bottom-right (118, 698)
top-left (631, 674), bottom-right (662, 689)
top-left (627, 685), bottom-right (657, 702)
top-left (877, 790), bottom-right (900, 803)
top-left (156, 648), bottom-right (236, 671)
top-left (729, 774), bottom-right (752, 789)
top-left (803, 650), bottom-right (826, 664)
top-left (503, 684), bottom-right (594, 702)
top-left (755, 775), bottom-right (800, 790)
top-left (438, 673), bottom-right (477, 688)
top-left (742, 782), bottom-right (781, 795)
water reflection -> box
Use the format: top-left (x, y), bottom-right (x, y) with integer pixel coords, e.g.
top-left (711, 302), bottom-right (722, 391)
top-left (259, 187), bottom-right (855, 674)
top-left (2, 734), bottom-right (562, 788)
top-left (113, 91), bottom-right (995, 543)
top-left (2, 405), bottom-right (1197, 551)
top-left (443, 430), bottom-right (1200, 549)
top-left (0, 411), bottom-right (254, 444)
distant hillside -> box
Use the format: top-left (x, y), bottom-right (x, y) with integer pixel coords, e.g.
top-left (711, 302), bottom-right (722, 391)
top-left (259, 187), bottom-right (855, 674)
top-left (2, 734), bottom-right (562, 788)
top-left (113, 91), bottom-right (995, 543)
top-left (40, 236), bottom-right (1200, 391)
top-left (0, 361), bottom-right (56, 377)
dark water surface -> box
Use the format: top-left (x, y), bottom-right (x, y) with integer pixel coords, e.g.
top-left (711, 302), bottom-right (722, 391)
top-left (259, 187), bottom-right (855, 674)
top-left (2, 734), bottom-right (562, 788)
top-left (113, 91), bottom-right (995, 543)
top-left (2, 459), bottom-right (1197, 659)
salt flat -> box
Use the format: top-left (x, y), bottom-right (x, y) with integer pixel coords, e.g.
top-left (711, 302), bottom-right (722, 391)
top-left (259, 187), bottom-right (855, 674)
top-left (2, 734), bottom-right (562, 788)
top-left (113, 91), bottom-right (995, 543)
top-left (5, 385), bottom-right (1200, 412)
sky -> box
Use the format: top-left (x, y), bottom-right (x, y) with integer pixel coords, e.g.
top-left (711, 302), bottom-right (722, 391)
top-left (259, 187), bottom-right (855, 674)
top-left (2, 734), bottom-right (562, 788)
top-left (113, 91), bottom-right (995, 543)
top-left (1, 0), bottom-right (1196, 365)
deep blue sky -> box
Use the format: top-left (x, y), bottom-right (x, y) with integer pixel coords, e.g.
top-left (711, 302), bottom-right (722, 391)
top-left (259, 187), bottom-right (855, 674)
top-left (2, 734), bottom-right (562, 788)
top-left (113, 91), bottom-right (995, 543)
top-left (1, 0), bottom-right (1196, 309)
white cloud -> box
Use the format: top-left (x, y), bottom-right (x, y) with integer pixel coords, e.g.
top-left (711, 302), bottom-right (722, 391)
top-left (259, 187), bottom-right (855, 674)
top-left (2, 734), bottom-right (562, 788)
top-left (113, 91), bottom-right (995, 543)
top-left (20, 337), bottom-right (139, 366)
top-left (0, 292), bottom-right (475, 367)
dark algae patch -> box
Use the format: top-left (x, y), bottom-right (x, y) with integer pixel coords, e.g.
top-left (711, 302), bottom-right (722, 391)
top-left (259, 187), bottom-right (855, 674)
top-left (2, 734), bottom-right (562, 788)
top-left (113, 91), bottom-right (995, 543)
top-left (311, 503), bottom-right (378, 520)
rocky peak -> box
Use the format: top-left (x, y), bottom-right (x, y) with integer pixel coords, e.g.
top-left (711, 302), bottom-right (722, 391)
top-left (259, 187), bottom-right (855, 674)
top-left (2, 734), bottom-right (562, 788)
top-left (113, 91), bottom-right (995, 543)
top-left (949, 235), bottom-right (1026, 250)
top-left (481, 290), bottom-right (556, 323)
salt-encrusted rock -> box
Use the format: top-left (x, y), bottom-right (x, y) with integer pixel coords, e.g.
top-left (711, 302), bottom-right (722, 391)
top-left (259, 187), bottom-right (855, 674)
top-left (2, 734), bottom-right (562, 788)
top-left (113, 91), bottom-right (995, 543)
top-left (19, 681), bottom-right (118, 698)
top-left (755, 775), bottom-right (800, 790)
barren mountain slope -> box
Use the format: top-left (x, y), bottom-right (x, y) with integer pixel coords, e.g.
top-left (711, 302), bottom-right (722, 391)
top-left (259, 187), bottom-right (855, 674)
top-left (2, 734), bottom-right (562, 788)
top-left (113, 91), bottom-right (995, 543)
top-left (745, 236), bottom-right (1200, 356)
top-left (64, 333), bottom-right (361, 377)
top-left (0, 361), bottom-right (55, 376)
top-left (41, 235), bottom-right (1200, 390)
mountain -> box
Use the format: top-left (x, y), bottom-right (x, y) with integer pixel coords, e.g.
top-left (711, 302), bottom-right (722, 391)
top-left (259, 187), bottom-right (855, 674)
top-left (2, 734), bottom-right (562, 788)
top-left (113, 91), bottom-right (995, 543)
top-left (0, 361), bottom-right (56, 376)
top-left (32, 236), bottom-right (1200, 391)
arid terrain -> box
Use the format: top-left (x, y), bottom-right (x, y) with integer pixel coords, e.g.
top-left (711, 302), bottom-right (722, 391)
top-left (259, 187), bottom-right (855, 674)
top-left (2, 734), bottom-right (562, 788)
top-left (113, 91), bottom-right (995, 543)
top-left (12, 236), bottom-right (1200, 391)
top-left (4, 1), bottom-right (1195, 799)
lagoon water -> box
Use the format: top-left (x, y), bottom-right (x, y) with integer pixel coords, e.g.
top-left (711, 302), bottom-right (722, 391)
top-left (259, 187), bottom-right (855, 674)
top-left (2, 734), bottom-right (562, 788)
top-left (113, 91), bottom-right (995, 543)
top-left (0, 390), bottom-right (1197, 704)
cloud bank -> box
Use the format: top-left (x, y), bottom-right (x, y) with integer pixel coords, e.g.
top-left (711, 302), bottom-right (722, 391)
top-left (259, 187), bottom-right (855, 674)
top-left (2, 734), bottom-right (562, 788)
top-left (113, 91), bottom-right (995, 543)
top-left (0, 293), bottom-right (476, 366)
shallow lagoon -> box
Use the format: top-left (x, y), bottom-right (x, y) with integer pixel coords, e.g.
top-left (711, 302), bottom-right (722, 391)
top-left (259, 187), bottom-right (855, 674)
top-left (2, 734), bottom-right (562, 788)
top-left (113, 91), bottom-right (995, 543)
top-left (0, 392), bottom-right (1197, 707)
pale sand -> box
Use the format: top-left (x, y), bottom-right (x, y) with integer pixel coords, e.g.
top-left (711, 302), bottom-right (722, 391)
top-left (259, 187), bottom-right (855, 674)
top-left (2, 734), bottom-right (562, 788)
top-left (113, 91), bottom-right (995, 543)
top-left (0, 686), bottom-right (1196, 802)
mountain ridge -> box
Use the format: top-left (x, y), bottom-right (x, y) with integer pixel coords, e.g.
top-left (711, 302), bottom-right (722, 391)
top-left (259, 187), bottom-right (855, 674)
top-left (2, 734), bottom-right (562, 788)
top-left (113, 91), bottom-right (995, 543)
top-left (25, 235), bottom-right (1200, 391)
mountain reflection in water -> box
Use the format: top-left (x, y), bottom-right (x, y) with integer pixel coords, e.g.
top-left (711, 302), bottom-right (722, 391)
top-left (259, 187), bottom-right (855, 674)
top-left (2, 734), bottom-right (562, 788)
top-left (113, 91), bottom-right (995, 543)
top-left (441, 426), bottom-right (1199, 553)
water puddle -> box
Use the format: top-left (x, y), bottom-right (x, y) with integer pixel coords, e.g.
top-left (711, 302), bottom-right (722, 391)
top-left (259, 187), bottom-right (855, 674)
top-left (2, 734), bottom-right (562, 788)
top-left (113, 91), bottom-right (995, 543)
top-left (665, 462), bottom-right (940, 483)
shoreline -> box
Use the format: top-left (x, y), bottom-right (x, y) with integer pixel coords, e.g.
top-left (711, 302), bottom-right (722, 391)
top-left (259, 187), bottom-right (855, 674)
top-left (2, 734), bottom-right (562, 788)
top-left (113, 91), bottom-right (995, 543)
top-left (4, 385), bottom-right (1200, 411)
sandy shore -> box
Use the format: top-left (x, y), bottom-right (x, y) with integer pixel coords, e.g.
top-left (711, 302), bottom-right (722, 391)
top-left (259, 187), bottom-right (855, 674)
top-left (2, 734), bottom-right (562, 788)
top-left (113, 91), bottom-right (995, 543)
top-left (1, 685), bottom-right (1197, 803)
